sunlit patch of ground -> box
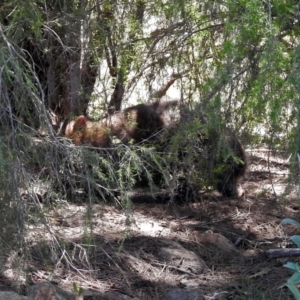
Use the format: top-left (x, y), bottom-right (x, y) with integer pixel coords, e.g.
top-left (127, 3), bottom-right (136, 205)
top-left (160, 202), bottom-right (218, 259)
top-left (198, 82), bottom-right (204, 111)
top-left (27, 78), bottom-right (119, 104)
top-left (1, 147), bottom-right (300, 299)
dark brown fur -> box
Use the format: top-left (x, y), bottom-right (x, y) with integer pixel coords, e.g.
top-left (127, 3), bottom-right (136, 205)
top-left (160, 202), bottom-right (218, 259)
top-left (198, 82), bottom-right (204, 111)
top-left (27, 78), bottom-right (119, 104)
top-left (64, 101), bottom-right (246, 198)
top-left (210, 128), bottom-right (246, 197)
top-left (103, 103), bottom-right (165, 143)
top-left (156, 100), bottom-right (246, 198)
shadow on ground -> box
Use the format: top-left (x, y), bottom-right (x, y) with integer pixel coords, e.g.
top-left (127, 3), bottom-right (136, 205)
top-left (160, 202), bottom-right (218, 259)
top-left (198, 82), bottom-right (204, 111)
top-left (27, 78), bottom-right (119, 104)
top-left (0, 148), bottom-right (298, 299)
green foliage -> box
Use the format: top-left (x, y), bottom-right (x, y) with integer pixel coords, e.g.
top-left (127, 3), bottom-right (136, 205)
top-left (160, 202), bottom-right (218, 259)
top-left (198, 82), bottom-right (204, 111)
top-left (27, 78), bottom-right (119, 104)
top-left (0, 135), bottom-right (27, 272)
top-left (281, 218), bottom-right (300, 299)
top-left (1, 0), bottom-right (300, 144)
top-left (72, 283), bottom-right (83, 296)
top-left (1, 0), bottom-right (300, 290)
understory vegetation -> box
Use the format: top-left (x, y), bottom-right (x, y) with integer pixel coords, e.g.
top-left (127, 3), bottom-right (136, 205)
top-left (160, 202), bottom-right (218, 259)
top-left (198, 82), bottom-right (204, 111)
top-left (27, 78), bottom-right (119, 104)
top-left (0, 0), bottom-right (300, 298)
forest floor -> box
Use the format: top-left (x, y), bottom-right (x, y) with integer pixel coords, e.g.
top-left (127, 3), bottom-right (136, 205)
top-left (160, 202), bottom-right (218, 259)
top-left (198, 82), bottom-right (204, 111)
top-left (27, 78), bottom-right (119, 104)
top-left (1, 146), bottom-right (300, 300)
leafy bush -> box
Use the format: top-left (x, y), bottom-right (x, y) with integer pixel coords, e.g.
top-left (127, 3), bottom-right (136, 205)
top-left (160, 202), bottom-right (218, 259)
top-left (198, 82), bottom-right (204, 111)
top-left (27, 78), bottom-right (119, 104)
top-left (281, 218), bottom-right (300, 299)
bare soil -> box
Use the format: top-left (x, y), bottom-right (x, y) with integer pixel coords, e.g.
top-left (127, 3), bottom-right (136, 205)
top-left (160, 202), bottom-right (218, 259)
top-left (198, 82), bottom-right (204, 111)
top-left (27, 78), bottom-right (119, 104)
top-left (1, 147), bottom-right (300, 300)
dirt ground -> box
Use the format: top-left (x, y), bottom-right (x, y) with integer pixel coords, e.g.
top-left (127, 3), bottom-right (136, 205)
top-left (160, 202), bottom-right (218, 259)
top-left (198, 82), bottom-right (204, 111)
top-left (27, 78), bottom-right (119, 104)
top-left (1, 147), bottom-right (300, 300)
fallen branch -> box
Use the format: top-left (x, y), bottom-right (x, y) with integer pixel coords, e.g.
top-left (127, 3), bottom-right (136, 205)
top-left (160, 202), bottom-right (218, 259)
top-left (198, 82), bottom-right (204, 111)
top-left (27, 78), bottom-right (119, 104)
top-left (266, 248), bottom-right (300, 259)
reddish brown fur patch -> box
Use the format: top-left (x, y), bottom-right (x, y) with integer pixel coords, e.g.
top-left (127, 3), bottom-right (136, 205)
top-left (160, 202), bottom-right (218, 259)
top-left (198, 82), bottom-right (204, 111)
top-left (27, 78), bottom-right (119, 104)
top-left (65, 101), bottom-right (176, 146)
top-left (65, 116), bottom-right (111, 147)
top-left (74, 115), bottom-right (87, 127)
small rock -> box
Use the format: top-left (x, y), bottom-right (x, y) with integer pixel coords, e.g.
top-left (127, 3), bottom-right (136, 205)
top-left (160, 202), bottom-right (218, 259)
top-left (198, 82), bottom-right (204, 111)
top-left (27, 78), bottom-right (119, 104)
top-left (158, 241), bottom-right (205, 274)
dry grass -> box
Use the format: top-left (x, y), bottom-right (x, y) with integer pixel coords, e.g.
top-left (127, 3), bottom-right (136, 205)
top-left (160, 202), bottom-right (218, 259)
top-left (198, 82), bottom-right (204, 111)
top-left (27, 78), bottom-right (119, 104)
top-left (1, 146), bottom-right (299, 300)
